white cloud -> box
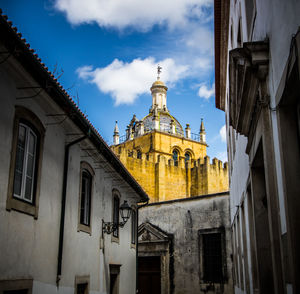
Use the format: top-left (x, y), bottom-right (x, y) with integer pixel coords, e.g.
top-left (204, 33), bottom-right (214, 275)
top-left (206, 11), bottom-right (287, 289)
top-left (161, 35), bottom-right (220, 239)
top-left (54, 0), bottom-right (213, 31)
top-left (77, 57), bottom-right (188, 105)
top-left (198, 83), bottom-right (215, 99)
top-left (184, 27), bottom-right (213, 53)
top-left (217, 151), bottom-right (228, 163)
top-left (219, 125), bottom-right (226, 143)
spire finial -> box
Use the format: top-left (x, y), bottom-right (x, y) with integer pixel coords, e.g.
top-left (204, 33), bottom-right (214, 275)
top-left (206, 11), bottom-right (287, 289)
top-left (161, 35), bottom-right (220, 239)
top-left (157, 64), bottom-right (162, 80)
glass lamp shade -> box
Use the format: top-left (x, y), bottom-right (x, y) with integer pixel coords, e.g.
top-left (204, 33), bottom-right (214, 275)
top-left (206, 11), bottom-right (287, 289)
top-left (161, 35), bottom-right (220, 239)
top-left (120, 200), bottom-right (132, 223)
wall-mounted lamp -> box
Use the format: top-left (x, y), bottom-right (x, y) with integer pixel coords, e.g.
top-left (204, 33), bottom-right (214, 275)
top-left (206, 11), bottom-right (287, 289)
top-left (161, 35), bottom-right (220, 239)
top-left (102, 200), bottom-right (132, 235)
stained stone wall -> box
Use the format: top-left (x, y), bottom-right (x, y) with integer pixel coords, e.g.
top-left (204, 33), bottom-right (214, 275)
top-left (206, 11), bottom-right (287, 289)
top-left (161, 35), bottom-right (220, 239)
top-left (138, 192), bottom-right (233, 294)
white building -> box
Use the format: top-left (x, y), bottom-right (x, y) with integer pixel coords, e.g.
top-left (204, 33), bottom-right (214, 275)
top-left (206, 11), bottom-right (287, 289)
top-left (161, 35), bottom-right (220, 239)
top-left (0, 12), bottom-right (148, 294)
top-left (214, 0), bottom-right (300, 293)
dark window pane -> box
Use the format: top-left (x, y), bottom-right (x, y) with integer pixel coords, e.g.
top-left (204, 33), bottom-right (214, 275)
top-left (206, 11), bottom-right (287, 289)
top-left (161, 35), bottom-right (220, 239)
top-left (185, 153), bottom-right (190, 162)
top-left (203, 233), bottom-right (223, 283)
top-left (77, 283), bottom-right (88, 294)
top-left (113, 196), bottom-right (119, 238)
top-left (13, 123), bottom-right (37, 203)
top-left (80, 170), bottom-right (92, 226)
top-left (173, 150), bottom-right (178, 166)
top-left (131, 210), bottom-right (136, 244)
top-left (24, 177), bottom-right (33, 201)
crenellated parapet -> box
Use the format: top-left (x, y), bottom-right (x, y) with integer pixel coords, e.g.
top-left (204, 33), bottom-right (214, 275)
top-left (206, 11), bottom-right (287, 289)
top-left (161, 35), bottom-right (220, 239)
top-left (112, 145), bottom-right (229, 202)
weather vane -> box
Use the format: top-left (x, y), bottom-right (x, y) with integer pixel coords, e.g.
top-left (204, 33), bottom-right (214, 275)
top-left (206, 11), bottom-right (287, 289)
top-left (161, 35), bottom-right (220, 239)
top-left (157, 64), bottom-right (162, 80)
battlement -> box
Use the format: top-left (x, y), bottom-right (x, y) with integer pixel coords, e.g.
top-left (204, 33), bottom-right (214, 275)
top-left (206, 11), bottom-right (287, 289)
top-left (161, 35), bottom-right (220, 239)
top-left (113, 146), bottom-right (229, 202)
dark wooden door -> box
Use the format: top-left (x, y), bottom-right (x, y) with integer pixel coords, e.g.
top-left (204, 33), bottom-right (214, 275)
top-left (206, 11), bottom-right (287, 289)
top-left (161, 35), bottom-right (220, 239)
top-left (138, 256), bottom-right (161, 294)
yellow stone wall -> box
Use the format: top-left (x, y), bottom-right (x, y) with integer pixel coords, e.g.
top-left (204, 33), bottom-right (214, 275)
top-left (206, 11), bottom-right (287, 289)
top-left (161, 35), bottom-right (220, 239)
top-left (111, 131), bottom-right (229, 202)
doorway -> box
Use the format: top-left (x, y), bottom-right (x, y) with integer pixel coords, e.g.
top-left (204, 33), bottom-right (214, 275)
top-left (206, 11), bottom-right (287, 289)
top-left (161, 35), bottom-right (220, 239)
top-left (138, 256), bottom-right (161, 294)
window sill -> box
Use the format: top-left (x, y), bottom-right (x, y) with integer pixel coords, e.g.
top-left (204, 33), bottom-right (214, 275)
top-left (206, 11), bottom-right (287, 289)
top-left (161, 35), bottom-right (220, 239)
top-left (6, 197), bottom-right (38, 218)
top-left (77, 223), bottom-right (92, 235)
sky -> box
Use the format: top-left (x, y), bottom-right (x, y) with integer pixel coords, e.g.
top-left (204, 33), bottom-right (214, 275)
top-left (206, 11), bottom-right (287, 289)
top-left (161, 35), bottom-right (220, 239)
top-left (0, 0), bottom-right (227, 162)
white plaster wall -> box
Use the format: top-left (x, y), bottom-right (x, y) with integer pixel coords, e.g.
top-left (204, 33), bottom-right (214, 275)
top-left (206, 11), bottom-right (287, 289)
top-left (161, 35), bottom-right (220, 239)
top-left (0, 57), bottom-right (138, 294)
top-left (226, 1), bottom-right (300, 293)
top-left (229, 135), bottom-right (249, 221)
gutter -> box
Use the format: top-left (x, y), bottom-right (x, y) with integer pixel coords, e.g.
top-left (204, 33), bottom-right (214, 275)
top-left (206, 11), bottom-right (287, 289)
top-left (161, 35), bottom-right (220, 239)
top-left (56, 135), bottom-right (87, 286)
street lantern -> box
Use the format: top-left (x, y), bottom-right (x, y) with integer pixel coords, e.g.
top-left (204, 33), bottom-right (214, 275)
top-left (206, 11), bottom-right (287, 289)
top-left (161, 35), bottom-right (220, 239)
top-left (102, 200), bottom-right (132, 234)
top-left (119, 200), bottom-right (132, 225)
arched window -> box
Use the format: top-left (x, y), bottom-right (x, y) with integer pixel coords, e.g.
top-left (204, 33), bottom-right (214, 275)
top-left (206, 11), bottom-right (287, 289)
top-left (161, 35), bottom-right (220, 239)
top-left (137, 150), bottom-right (142, 159)
top-left (185, 152), bottom-right (191, 163)
top-left (173, 150), bottom-right (179, 166)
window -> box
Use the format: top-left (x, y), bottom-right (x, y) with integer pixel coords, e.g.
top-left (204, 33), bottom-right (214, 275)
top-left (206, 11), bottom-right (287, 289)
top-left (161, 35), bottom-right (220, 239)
top-left (80, 170), bottom-right (92, 226)
top-left (172, 150), bottom-right (179, 166)
top-left (112, 191), bottom-right (120, 239)
top-left (13, 122), bottom-right (38, 203)
top-left (203, 233), bottom-right (223, 282)
top-left (75, 276), bottom-right (89, 294)
top-left (198, 228), bottom-right (225, 284)
top-left (185, 152), bottom-right (191, 163)
top-left (7, 106), bottom-right (45, 218)
top-left (0, 279), bottom-right (33, 294)
top-left (131, 208), bottom-right (137, 246)
top-left (78, 162), bottom-right (94, 234)
top-left (110, 264), bottom-right (121, 294)
top-left (137, 150), bottom-right (142, 159)
top-left (76, 283), bottom-right (88, 294)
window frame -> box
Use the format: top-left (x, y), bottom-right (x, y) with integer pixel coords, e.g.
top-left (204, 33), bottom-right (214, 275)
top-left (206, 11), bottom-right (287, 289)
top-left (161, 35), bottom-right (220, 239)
top-left (78, 162), bottom-right (94, 235)
top-left (111, 189), bottom-right (120, 242)
top-left (198, 227), bottom-right (227, 284)
top-left (6, 106), bottom-right (45, 219)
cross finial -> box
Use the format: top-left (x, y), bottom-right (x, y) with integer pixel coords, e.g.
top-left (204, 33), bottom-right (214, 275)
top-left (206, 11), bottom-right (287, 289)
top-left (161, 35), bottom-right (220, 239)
top-left (157, 64), bottom-right (162, 80)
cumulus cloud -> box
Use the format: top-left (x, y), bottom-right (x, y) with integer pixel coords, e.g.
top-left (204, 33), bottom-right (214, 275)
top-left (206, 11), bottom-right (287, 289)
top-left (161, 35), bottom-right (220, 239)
top-left (77, 57), bottom-right (188, 105)
top-left (198, 83), bottom-right (215, 99)
top-left (184, 27), bottom-right (214, 53)
top-left (54, 0), bottom-right (213, 31)
top-left (219, 125), bottom-right (226, 142)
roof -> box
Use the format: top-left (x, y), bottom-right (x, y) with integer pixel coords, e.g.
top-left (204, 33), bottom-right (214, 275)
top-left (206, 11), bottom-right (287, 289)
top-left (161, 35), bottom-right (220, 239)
top-left (150, 79), bottom-right (168, 90)
top-left (0, 10), bottom-right (148, 203)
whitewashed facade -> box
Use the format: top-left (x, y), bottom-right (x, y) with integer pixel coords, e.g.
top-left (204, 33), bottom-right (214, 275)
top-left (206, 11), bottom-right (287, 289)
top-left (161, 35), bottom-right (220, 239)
top-left (0, 12), bottom-right (148, 294)
top-left (214, 0), bottom-right (300, 293)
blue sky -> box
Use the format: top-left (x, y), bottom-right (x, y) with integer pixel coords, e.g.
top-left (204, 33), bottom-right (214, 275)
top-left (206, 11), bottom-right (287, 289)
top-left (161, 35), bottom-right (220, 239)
top-left (0, 0), bottom-right (227, 161)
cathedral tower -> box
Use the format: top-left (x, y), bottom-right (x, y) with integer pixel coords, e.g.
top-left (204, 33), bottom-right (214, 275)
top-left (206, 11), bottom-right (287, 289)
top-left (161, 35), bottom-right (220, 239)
top-left (111, 67), bottom-right (228, 202)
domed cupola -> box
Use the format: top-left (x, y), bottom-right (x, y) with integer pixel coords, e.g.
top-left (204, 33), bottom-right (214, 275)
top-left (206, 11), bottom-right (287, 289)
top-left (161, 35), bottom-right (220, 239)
top-left (150, 65), bottom-right (168, 113)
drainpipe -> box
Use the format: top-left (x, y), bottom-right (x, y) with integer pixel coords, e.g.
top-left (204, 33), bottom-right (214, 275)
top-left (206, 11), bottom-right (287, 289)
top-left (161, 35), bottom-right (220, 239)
top-left (56, 135), bottom-right (87, 286)
top-left (136, 200), bottom-right (149, 293)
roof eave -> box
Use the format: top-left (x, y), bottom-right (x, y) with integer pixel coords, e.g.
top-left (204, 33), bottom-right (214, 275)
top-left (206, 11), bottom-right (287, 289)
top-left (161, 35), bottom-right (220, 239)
top-left (0, 12), bottom-right (149, 203)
